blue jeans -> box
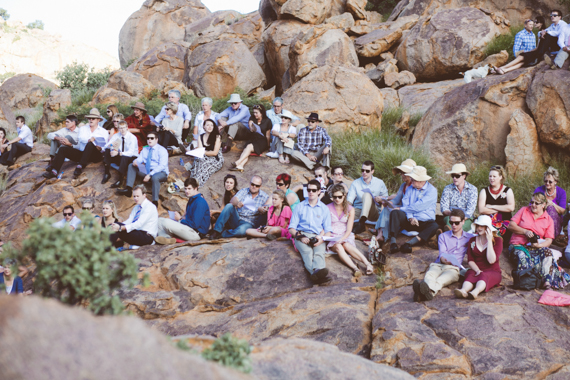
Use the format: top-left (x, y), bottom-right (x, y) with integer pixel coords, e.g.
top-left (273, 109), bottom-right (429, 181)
top-left (214, 204), bottom-right (253, 238)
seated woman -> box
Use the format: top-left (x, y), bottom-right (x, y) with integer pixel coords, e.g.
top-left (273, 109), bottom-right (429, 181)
top-left (125, 102), bottom-right (153, 152)
top-left (109, 113), bottom-right (125, 137)
top-left (275, 173), bottom-right (300, 211)
top-left (327, 184), bottom-right (374, 276)
top-left (157, 101), bottom-right (185, 155)
top-left (271, 110), bottom-right (297, 164)
top-left (99, 200), bottom-right (120, 228)
top-left (246, 189), bottom-right (292, 240)
top-left (375, 159), bottom-right (415, 244)
top-left (190, 118), bottom-right (223, 187)
top-left (534, 166), bottom-right (566, 238)
top-left (0, 127), bottom-right (7, 155)
top-left (455, 215), bottom-right (502, 299)
top-left (193, 97), bottom-right (219, 148)
top-left (103, 105), bottom-right (119, 131)
top-left (478, 165), bottom-right (515, 237)
top-left (210, 174), bottom-right (238, 224)
top-left (230, 104), bottom-right (272, 172)
top-left (508, 192), bottom-right (570, 289)
top-left (0, 259), bottom-right (24, 295)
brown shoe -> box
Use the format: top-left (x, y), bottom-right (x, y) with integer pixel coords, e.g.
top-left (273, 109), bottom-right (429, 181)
top-left (155, 236), bottom-right (176, 245)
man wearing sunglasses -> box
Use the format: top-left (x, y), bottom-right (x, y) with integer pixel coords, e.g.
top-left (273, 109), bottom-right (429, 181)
top-left (290, 113), bottom-right (332, 170)
top-left (538, 10), bottom-right (568, 64)
top-left (547, 18), bottom-right (570, 69)
top-left (216, 93), bottom-right (252, 153)
top-left (52, 205), bottom-right (81, 231)
top-left (439, 163), bottom-right (478, 232)
top-left (117, 131), bottom-right (168, 207)
top-left (347, 161), bottom-right (388, 234)
top-left (209, 175), bottom-right (269, 239)
top-left (289, 179), bottom-right (333, 284)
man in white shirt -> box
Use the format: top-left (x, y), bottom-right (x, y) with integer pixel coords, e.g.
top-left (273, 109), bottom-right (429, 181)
top-left (109, 185), bottom-right (158, 250)
top-left (43, 108), bottom-right (109, 180)
top-left (548, 22), bottom-right (570, 69)
top-left (538, 10), bottom-right (568, 60)
top-left (266, 97), bottom-right (302, 158)
top-left (154, 90), bottom-right (192, 142)
top-left (0, 116), bottom-right (33, 166)
top-left (347, 160), bottom-right (388, 234)
top-left (52, 205), bottom-right (82, 231)
top-left (46, 115), bottom-right (79, 171)
top-left (101, 120), bottom-right (139, 186)
top-left (117, 131), bottom-right (168, 207)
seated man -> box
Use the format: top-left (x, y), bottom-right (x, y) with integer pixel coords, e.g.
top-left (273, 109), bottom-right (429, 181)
top-left (292, 166), bottom-right (333, 204)
top-left (101, 120), bottom-right (139, 186)
top-left (216, 93), bottom-right (251, 153)
top-left (413, 209), bottom-right (473, 301)
top-left (46, 114), bottom-right (79, 170)
top-left (547, 22), bottom-right (570, 69)
top-left (289, 179), bottom-right (333, 284)
top-left (389, 166), bottom-right (439, 253)
top-left (117, 131), bottom-right (168, 208)
top-left (110, 184), bottom-right (157, 249)
top-left (154, 89), bottom-right (192, 142)
top-left (539, 10), bottom-right (568, 59)
top-left (43, 108), bottom-right (109, 180)
top-left (266, 97), bottom-right (302, 158)
top-left (0, 116), bottom-right (33, 166)
top-left (209, 175), bottom-right (269, 239)
top-left (290, 113), bottom-right (331, 170)
top-left (155, 177), bottom-right (210, 244)
top-left (52, 205), bottom-right (81, 231)
top-left (440, 163), bottom-right (478, 232)
top-left (347, 160), bottom-right (388, 234)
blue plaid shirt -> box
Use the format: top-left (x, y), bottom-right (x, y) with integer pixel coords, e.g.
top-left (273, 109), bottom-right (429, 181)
top-left (235, 188), bottom-right (269, 225)
top-left (513, 29), bottom-right (536, 55)
top-left (297, 126), bottom-right (332, 155)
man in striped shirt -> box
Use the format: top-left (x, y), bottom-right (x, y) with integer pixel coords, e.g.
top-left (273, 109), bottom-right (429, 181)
top-left (290, 113), bottom-right (332, 170)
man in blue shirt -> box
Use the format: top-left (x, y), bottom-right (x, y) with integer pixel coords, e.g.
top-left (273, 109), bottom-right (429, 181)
top-left (389, 166), bottom-right (439, 254)
top-left (118, 131), bottom-right (168, 207)
top-left (513, 19), bottom-right (537, 56)
top-left (155, 177), bottom-right (210, 244)
top-left (0, 116), bottom-right (33, 166)
top-left (216, 93), bottom-right (251, 153)
top-left (289, 179), bottom-right (333, 284)
top-left (347, 160), bottom-right (388, 234)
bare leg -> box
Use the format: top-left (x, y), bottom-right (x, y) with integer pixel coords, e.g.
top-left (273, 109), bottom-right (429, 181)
top-left (343, 243), bottom-right (373, 274)
top-left (330, 243), bottom-right (359, 272)
top-left (245, 228), bottom-right (266, 238)
top-left (235, 144), bottom-right (254, 168)
top-left (501, 62), bottom-right (525, 74)
top-left (454, 281), bottom-right (474, 298)
top-left (376, 229), bottom-right (384, 241)
top-left (496, 55), bottom-right (524, 73)
top-left (266, 226), bottom-right (282, 236)
top-left (469, 280), bottom-right (487, 298)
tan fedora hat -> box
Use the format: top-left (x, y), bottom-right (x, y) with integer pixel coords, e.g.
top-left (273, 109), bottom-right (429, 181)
top-left (85, 108), bottom-right (103, 120)
top-left (406, 166), bottom-right (431, 181)
top-left (130, 101), bottom-right (147, 112)
top-left (446, 163), bottom-right (470, 175)
top-left (392, 158), bottom-right (417, 175)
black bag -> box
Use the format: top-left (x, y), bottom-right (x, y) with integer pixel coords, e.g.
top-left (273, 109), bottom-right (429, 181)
top-left (512, 268), bottom-right (541, 290)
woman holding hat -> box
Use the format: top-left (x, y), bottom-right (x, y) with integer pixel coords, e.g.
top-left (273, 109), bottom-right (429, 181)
top-left (533, 166), bottom-right (566, 238)
top-left (271, 109), bottom-right (297, 164)
top-left (230, 104), bottom-right (272, 172)
top-left (374, 159), bottom-right (416, 243)
top-left (478, 165), bottom-right (515, 237)
top-left (125, 102), bottom-right (153, 152)
top-left (455, 215), bottom-right (502, 299)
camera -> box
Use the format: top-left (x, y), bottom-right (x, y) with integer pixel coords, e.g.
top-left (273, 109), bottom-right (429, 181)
top-left (258, 225), bottom-right (266, 232)
top-left (529, 233), bottom-right (540, 244)
top-left (308, 237), bottom-right (319, 247)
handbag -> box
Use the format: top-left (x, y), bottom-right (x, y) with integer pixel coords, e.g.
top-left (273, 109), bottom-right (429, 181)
top-left (512, 267), bottom-right (541, 290)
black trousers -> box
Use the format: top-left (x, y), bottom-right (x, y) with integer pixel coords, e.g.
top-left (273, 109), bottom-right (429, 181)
top-left (389, 210), bottom-right (439, 242)
top-left (109, 229), bottom-right (154, 248)
top-left (157, 130), bottom-right (181, 149)
top-left (0, 142), bottom-right (32, 165)
top-left (52, 142), bottom-right (103, 172)
top-left (537, 34), bottom-right (562, 56)
top-left (103, 150), bottom-right (136, 176)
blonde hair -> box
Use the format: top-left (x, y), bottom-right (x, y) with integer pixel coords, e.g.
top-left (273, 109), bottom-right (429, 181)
top-left (113, 113), bottom-right (125, 122)
top-left (272, 189), bottom-right (288, 207)
top-left (165, 101), bottom-right (178, 114)
top-left (544, 166), bottom-right (559, 183)
top-left (117, 120), bottom-right (128, 128)
top-left (102, 200), bottom-right (120, 221)
top-left (532, 192), bottom-right (547, 205)
top-left (107, 105), bottom-right (119, 117)
top-left (489, 165), bottom-right (507, 184)
top-left (330, 183), bottom-right (349, 214)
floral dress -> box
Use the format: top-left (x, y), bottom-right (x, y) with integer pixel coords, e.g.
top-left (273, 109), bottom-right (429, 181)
top-left (326, 203), bottom-right (355, 250)
top-left (190, 134), bottom-right (224, 187)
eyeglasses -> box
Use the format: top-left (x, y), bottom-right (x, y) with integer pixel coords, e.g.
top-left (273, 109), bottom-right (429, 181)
top-left (332, 195), bottom-right (344, 199)
top-left (315, 174), bottom-right (323, 178)
top-left (276, 182), bottom-right (285, 187)
top-left (307, 188), bottom-right (319, 193)
top-left (308, 120), bottom-right (317, 124)
top-left (250, 183), bottom-right (261, 188)
top-left (147, 137), bottom-right (156, 140)
top-left (361, 169), bottom-right (371, 173)
top-left (551, 14), bottom-right (560, 17)
top-left (63, 212), bottom-right (73, 216)
top-left (451, 174), bottom-right (462, 179)
top-left (82, 207), bottom-right (93, 211)
top-left (544, 180), bottom-right (555, 184)
top-left (230, 102), bottom-right (238, 105)
top-left (333, 172), bottom-right (343, 176)
top-left (530, 201), bottom-right (543, 205)
top-left (449, 221), bottom-right (461, 226)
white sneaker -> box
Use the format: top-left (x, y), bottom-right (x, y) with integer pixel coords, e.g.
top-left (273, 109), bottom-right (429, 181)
top-left (266, 152), bottom-right (279, 159)
top-left (128, 245), bottom-right (140, 250)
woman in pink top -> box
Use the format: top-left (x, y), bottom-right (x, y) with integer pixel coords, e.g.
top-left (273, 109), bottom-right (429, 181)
top-left (246, 189), bottom-right (292, 240)
top-left (327, 184), bottom-right (374, 276)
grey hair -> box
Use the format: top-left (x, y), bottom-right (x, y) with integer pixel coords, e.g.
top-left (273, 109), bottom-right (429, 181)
top-left (544, 166), bottom-right (560, 182)
top-left (168, 89), bottom-right (181, 99)
top-left (251, 175), bottom-right (263, 184)
top-left (82, 197), bottom-right (95, 208)
top-left (201, 97), bottom-right (213, 106)
top-left (166, 101), bottom-right (178, 114)
top-left (273, 97), bottom-right (283, 106)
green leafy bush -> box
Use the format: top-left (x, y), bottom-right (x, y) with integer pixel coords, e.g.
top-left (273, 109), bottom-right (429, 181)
top-left (26, 20), bottom-right (44, 30)
top-left (202, 333), bottom-right (252, 373)
top-left (55, 62), bottom-right (112, 94)
top-left (0, 8), bottom-right (9, 21)
top-left (3, 213), bottom-right (139, 315)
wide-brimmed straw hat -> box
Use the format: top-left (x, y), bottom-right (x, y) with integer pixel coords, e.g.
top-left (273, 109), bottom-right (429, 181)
top-left (446, 163), bottom-right (470, 176)
top-left (85, 108), bottom-right (103, 120)
top-left (277, 110), bottom-right (294, 120)
top-left (392, 158), bottom-right (416, 175)
top-left (227, 94), bottom-right (243, 103)
top-left (406, 166), bottom-right (431, 181)
top-left (470, 215), bottom-right (497, 233)
top-left (130, 102), bottom-right (147, 112)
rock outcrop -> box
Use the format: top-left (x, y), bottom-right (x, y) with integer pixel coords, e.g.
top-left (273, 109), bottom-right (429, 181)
top-left (119, 0), bottom-right (211, 68)
top-left (0, 73), bottom-right (56, 110)
top-left (127, 41), bottom-right (190, 87)
top-left (92, 87), bottom-right (135, 106)
top-left (397, 79), bottom-right (464, 115)
top-left (505, 109), bottom-right (543, 178)
top-left (354, 28), bottom-right (403, 58)
top-left (184, 10), bottom-right (242, 43)
top-left (36, 89), bottom-right (72, 137)
top-left (106, 71), bottom-right (157, 99)
top-left (384, 70), bottom-right (416, 89)
top-left (282, 65), bottom-right (384, 133)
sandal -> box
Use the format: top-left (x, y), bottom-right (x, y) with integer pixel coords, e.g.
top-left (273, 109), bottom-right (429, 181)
top-left (352, 267), bottom-right (362, 278)
top-left (284, 156), bottom-right (290, 164)
top-left (230, 166), bottom-right (244, 172)
top-left (279, 156), bottom-right (286, 164)
top-left (365, 263), bottom-right (374, 275)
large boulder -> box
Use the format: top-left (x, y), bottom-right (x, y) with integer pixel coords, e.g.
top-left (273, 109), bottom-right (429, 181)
top-left (349, 14), bottom-right (418, 37)
top-left (0, 73), bottom-right (57, 110)
top-left (411, 67), bottom-right (535, 168)
top-left (280, 0), bottom-right (334, 24)
top-left (184, 10), bottom-right (242, 44)
top-left (345, 0), bottom-right (367, 20)
top-left (183, 38), bottom-right (266, 98)
top-left (282, 65), bottom-right (384, 133)
top-left (118, 0), bottom-right (211, 68)
top-left (397, 79), bottom-right (464, 115)
top-left (36, 89), bottom-right (72, 137)
top-left (107, 71), bottom-right (157, 99)
top-left (354, 28), bottom-right (403, 58)
top-left (526, 66), bottom-right (570, 150)
top-left (92, 87), bottom-right (136, 105)
top-left (366, 58), bottom-right (399, 87)
top-left (288, 26), bottom-right (358, 85)
top-left (505, 109), bottom-right (543, 178)
top-left (395, 8), bottom-right (507, 81)
top-left (127, 41), bottom-right (190, 87)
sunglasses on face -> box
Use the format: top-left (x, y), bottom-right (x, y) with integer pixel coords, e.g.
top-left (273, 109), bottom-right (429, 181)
top-left (449, 221), bottom-right (461, 226)
top-left (147, 137), bottom-right (156, 140)
top-left (276, 182), bottom-right (285, 187)
top-left (113, 120), bottom-right (119, 123)
top-left (250, 183), bottom-right (261, 188)
top-left (361, 169), bottom-right (371, 173)
top-left (451, 174), bottom-right (462, 179)
top-left (530, 201), bottom-right (543, 205)
top-left (63, 212), bottom-right (73, 216)
top-left (230, 102), bottom-right (238, 105)
top-left (307, 188), bottom-right (319, 193)
top-left (315, 174), bottom-right (323, 178)
top-left (332, 195), bottom-right (344, 200)
top-left (544, 180), bottom-right (555, 184)
top-left (551, 14), bottom-right (560, 17)
top-left (308, 120), bottom-right (317, 124)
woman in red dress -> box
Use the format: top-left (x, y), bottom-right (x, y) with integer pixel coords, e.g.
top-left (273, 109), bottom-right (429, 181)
top-left (125, 102), bottom-right (153, 152)
top-left (455, 215), bottom-right (502, 300)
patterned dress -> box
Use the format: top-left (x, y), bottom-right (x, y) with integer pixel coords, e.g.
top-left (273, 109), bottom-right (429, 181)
top-left (326, 203), bottom-right (355, 249)
top-left (510, 245), bottom-right (570, 289)
top-left (190, 134), bottom-right (224, 187)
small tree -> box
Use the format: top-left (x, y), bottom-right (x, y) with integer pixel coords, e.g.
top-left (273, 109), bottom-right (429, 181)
top-left (26, 20), bottom-right (44, 30)
top-left (0, 8), bottom-right (9, 21)
top-left (3, 212), bottom-right (139, 315)
top-left (201, 333), bottom-right (252, 373)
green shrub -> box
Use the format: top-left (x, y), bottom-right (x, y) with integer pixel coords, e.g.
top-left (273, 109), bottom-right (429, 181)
top-left (55, 62), bottom-right (112, 94)
top-left (485, 25), bottom-right (525, 62)
top-left (202, 333), bottom-right (252, 374)
top-left (365, 0), bottom-right (398, 21)
top-left (3, 213), bottom-right (139, 315)
top-left (26, 20), bottom-right (44, 30)
top-left (0, 8), bottom-right (9, 21)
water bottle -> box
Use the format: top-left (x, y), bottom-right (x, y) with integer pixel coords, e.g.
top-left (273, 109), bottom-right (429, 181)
top-left (179, 158), bottom-right (184, 166)
top-left (57, 172), bottom-right (63, 180)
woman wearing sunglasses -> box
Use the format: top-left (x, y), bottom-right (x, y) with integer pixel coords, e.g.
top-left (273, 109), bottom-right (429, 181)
top-left (533, 166), bottom-right (566, 238)
top-left (327, 184), bottom-right (374, 276)
top-left (275, 173), bottom-right (300, 211)
top-left (508, 192), bottom-right (570, 289)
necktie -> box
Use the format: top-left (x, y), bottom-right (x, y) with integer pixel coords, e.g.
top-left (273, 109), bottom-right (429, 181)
top-left (145, 147), bottom-right (152, 173)
top-left (132, 205), bottom-right (142, 223)
top-left (121, 137), bottom-right (125, 152)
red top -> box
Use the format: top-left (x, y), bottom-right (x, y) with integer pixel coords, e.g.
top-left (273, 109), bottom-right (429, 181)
top-left (467, 236), bottom-right (502, 273)
top-left (267, 205), bottom-right (292, 229)
top-left (125, 113), bottom-right (153, 152)
top-left (509, 206), bottom-right (554, 245)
